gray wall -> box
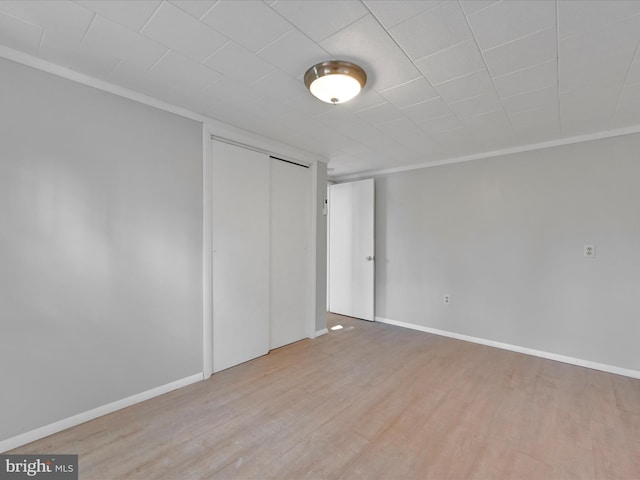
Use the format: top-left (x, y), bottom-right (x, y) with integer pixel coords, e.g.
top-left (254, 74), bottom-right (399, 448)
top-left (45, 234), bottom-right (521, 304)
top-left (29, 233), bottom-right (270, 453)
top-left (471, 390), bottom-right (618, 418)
top-left (374, 134), bottom-right (640, 372)
top-left (0, 58), bottom-right (203, 442)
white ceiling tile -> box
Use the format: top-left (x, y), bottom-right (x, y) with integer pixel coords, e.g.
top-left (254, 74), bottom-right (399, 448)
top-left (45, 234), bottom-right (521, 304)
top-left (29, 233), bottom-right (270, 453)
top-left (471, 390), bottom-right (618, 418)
top-left (314, 98), bottom-right (385, 132)
top-left (400, 97), bottom-right (453, 124)
top-left (328, 153), bottom-right (376, 177)
top-left (109, 60), bottom-right (177, 98)
top-left (379, 77), bottom-right (439, 109)
top-left (513, 122), bottom-right (562, 144)
top-left (559, 15), bottom-right (640, 68)
top-left (249, 69), bottom-right (308, 102)
top-left (338, 142), bottom-right (376, 158)
top-left (363, 0), bottom-right (442, 29)
top-left (284, 91), bottom-right (337, 116)
top-left (448, 90), bottom-right (503, 119)
top-left (625, 58), bottom-right (640, 86)
top-left (464, 110), bottom-right (518, 149)
top-left (340, 90), bottom-right (387, 112)
top-left (201, 76), bottom-right (263, 106)
top-left (501, 86), bottom-right (557, 114)
top-left (367, 59), bottom-right (422, 92)
top-left (357, 101), bottom-right (405, 125)
top-left (396, 137), bottom-right (445, 159)
top-left (560, 86), bottom-right (620, 116)
top-left (141, 2), bottom-right (227, 61)
top-left (483, 27), bottom-right (557, 77)
top-left (559, 114), bottom-right (613, 137)
top-left (379, 117), bottom-right (422, 138)
top-left (435, 69), bottom-right (494, 104)
top-left (389, 1), bottom-right (472, 59)
top-left (415, 39), bottom-right (484, 85)
top-left (82, 15), bottom-right (167, 69)
top-left (40, 31), bottom-right (120, 77)
top-left (508, 104), bottom-right (559, 128)
top-left (200, 100), bottom-right (259, 132)
top-left (271, 0), bottom-right (367, 42)
top-left (559, 50), bottom-right (633, 94)
top-left (150, 51), bottom-right (222, 91)
top-left (459, 0), bottom-right (499, 16)
top-left (467, 0), bottom-right (556, 51)
top-left (558, 0), bottom-right (640, 40)
top-left (441, 143), bottom-right (486, 157)
top-left (76, 0), bottom-right (161, 32)
top-left (378, 142), bottom-right (423, 161)
top-left (314, 109), bottom-right (361, 130)
top-left (463, 109), bottom-right (512, 133)
top-left (162, 84), bottom-right (214, 113)
top-left (0, 0), bottom-right (92, 43)
top-left (427, 126), bottom-right (474, 145)
top-left (299, 129), bottom-right (354, 157)
top-left (475, 133), bottom-right (519, 151)
top-left (613, 82), bottom-right (640, 125)
top-left (245, 97), bottom-right (302, 127)
top-left (169, 0), bottom-right (217, 19)
top-left (420, 114), bottom-right (465, 133)
top-left (257, 28), bottom-right (328, 77)
top-left (559, 86), bottom-right (619, 134)
top-left (493, 60), bottom-right (557, 98)
top-left (201, 0), bottom-right (292, 53)
top-left (280, 111), bottom-right (327, 139)
top-left (428, 127), bottom-right (484, 154)
top-left (204, 41), bottom-right (275, 85)
top-left (342, 121), bottom-right (398, 150)
top-left (0, 10), bottom-right (42, 56)
top-left (1, 0), bottom-right (638, 176)
top-left (320, 15), bottom-right (421, 91)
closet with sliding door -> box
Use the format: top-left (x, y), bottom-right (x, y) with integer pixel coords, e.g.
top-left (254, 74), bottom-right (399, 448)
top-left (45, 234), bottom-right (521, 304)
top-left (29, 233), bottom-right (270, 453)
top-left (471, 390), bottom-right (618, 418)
top-left (210, 137), bottom-right (312, 372)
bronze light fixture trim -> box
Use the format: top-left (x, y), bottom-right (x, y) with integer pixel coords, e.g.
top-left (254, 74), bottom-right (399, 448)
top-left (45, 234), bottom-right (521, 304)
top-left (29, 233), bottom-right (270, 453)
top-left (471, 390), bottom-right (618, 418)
top-left (304, 60), bottom-right (367, 104)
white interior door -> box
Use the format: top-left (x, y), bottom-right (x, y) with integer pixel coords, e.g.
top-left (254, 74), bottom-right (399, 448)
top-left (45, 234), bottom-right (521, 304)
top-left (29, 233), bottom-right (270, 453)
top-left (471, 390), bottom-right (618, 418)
top-left (211, 140), bottom-right (270, 372)
top-left (270, 159), bottom-right (311, 349)
top-left (329, 179), bottom-right (375, 321)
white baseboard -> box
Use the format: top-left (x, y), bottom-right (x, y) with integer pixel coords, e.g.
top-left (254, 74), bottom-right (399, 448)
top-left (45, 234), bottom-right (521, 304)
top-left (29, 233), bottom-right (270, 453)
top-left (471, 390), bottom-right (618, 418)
top-left (0, 373), bottom-right (203, 453)
top-left (375, 316), bottom-right (640, 380)
top-left (315, 328), bottom-right (328, 337)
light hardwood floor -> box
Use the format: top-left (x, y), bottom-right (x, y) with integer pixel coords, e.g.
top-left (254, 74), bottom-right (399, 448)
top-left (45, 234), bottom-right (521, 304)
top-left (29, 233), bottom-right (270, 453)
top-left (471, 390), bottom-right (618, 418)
top-left (11, 313), bottom-right (640, 479)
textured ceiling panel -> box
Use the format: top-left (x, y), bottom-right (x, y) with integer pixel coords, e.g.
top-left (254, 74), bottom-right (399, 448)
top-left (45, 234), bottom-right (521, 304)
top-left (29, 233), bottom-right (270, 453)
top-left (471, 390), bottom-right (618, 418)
top-left (0, 0), bottom-right (639, 177)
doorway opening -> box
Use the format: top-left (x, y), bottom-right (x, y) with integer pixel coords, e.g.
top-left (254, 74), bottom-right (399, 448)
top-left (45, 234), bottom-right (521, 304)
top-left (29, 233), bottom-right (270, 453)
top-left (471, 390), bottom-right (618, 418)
top-left (327, 179), bottom-right (375, 322)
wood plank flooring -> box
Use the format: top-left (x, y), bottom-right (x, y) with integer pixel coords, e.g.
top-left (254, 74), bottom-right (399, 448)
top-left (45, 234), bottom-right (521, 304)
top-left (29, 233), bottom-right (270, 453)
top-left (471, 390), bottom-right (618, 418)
top-left (10, 313), bottom-right (640, 479)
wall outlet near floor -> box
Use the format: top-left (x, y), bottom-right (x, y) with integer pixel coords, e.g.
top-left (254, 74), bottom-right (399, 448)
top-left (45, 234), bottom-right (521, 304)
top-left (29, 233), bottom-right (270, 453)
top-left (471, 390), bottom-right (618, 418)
top-left (443, 294), bottom-right (451, 305)
top-left (584, 244), bottom-right (595, 258)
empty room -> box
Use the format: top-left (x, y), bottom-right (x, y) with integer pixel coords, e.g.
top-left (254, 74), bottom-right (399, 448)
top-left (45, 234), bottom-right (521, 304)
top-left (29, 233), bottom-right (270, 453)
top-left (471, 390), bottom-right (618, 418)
top-left (1, 0), bottom-right (639, 479)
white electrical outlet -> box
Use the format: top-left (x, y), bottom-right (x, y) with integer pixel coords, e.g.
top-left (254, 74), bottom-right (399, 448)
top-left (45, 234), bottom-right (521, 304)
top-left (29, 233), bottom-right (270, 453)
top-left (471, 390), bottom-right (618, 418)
top-left (443, 294), bottom-right (451, 305)
top-left (584, 245), bottom-right (595, 258)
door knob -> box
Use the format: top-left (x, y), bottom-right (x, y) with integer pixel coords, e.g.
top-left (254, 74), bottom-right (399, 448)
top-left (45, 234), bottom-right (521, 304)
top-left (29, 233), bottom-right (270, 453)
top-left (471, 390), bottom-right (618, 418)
top-left (365, 256), bottom-right (374, 261)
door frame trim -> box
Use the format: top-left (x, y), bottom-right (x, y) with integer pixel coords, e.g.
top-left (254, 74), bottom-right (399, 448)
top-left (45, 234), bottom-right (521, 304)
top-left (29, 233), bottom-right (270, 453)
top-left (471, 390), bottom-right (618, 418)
top-left (202, 125), bottom-right (213, 379)
top-left (327, 179), bottom-right (375, 321)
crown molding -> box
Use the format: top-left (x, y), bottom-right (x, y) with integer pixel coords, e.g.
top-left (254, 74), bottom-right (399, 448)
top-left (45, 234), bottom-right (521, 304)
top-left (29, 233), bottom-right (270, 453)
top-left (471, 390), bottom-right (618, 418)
top-left (0, 45), bottom-right (326, 166)
top-left (4, 45), bottom-right (637, 181)
top-left (331, 124), bottom-right (640, 181)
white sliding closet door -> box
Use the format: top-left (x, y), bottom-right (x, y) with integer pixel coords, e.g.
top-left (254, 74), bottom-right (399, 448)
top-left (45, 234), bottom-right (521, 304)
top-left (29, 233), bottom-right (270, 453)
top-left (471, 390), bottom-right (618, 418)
top-left (270, 159), bottom-right (311, 350)
top-left (211, 140), bottom-right (270, 372)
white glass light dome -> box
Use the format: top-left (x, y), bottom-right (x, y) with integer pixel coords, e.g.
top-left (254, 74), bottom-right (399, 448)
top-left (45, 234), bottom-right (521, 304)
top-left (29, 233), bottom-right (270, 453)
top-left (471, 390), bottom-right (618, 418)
top-left (304, 61), bottom-right (367, 105)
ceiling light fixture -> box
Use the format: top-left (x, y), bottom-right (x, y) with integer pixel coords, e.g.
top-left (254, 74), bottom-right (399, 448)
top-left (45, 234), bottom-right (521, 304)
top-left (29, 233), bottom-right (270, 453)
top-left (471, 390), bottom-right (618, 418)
top-left (304, 60), bottom-right (367, 105)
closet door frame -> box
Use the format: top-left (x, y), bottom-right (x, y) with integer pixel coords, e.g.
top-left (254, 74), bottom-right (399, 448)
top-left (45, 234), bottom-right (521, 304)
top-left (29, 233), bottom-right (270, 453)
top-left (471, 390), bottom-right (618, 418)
top-left (202, 125), bottom-right (321, 378)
